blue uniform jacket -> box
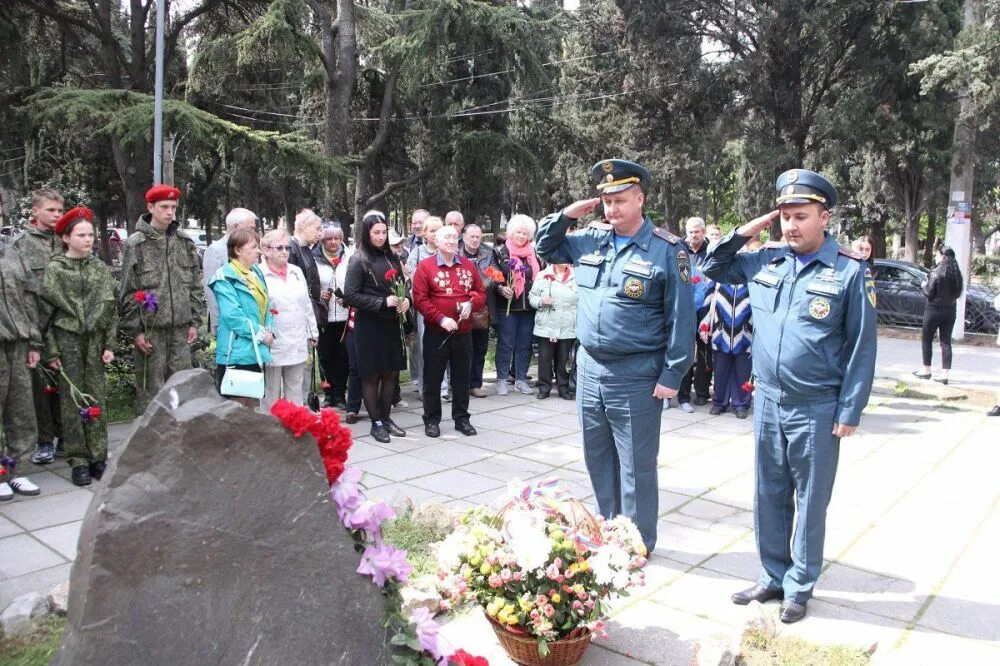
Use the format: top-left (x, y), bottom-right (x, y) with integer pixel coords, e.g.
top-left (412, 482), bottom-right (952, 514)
top-left (702, 231), bottom-right (877, 426)
top-left (209, 262), bottom-right (274, 367)
top-left (535, 213), bottom-right (696, 390)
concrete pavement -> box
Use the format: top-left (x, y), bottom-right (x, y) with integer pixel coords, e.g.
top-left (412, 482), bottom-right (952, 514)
top-left (2, 334), bottom-right (998, 664)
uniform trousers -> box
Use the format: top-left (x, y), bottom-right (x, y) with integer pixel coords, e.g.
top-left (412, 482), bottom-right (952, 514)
top-left (0, 340), bottom-right (37, 462)
top-left (678, 335), bottom-right (712, 403)
top-left (317, 321), bottom-right (349, 402)
top-left (422, 328), bottom-right (472, 426)
top-left (754, 395), bottom-right (840, 603)
top-left (53, 330), bottom-right (109, 469)
top-left (135, 326), bottom-right (192, 413)
top-left (536, 337), bottom-right (574, 394)
top-left (577, 346), bottom-right (663, 551)
top-left (29, 362), bottom-right (61, 444)
top-left (711, 351), bottom-right (752, 410)
top-left (262, 363), bottom-right (306, 412)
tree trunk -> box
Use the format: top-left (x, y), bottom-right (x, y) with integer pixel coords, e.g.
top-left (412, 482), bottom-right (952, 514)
top-left (923, 207), bottom-right (938, 266)
top-left (903, 205), bottom-right (919, 264)
top-left (112, 137), bottom-right (149, 229)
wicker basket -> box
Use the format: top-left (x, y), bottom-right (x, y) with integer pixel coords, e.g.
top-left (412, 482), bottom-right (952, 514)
top-left (485, 612), bottom-right (592, 666)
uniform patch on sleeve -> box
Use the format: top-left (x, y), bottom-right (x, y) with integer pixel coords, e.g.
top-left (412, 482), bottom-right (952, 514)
top-left (677, 249), bottom-right (690, 284)
top-left (864, 267), bottom-right (877, 308)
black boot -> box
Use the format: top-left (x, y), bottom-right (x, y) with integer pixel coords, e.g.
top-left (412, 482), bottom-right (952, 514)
top-left (89, 461), bottom-right (107, 480)
top-left (370, 423), bottom-right (391, 444)
top-left (72, 465), bottom-right (92, 487)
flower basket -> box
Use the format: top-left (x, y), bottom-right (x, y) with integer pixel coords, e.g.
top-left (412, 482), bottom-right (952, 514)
top-left (485, 611), bottom-right (592, 666)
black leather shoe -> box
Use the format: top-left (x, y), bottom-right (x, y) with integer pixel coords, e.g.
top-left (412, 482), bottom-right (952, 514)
top-left (735, 408), bottom-right (748, 420)
top-left (455, 421), bottom-right (477, 436)
top-left (987, 405), bottom-right (1000, 417)
top-left (731, 584), bottom-right (783, 605)
top-left (370, 424), bottom-right (391, 444)
top-left (89, 461), bottom-right (107, 480)
top-left (912, 370), bottom-right (931, 380)
top-left (71, 465), bottom-right (92, 487)
top-left (693, 396), bottom-right (709, 406)
top-left (345, 412), bottom-right (359, 424)
top-left (537, 389), bottom-right (550, 400)
top-left (560, 391), bottom-right (575, 401)
top-left (424, 423), bottom-right (441, 438)
top-left (384, 418), bottom-right (406, 437)
top-left (709, 405), bottom-right (725, 415)
top-left (934, 377), bottom-right (949, 385)
top-left (780, 600), bottom-right (807, 623)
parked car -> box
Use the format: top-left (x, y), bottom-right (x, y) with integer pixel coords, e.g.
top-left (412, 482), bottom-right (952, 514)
top-left (181, 228), bottom-right (208, 265)
top-left (873, 258), bottom-right (1000, 333)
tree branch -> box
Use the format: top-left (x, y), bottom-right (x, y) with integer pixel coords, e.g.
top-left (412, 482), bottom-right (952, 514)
top-left (364, 162), bottom-right (437, 208)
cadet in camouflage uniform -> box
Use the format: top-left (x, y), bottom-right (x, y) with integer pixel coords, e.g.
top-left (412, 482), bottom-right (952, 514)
top-left (41, 208), bottom-right (118, 486)
top-left (12, 188), bottom-right (64, 465)
top-left (0, 239), bottom-right (43, 499)
top-left (118, 185), bottom-right (205, 412)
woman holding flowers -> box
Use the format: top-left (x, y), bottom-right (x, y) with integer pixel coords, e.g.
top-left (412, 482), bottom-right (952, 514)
top-left (208, 227), bottom-right (274, 409)
top-left (343, 211), bottom-right (410, 444)
top-left (39, 207), bottom-right (118, 487)
top-left (528, 263), bottom-right (577, 400)
top-left (494, 214), bottom-right (544, 396)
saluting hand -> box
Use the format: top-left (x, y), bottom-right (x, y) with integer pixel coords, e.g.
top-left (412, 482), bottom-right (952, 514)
top-left (736, 210), bottom-right (779, 238)
top-left (563, 198), bottom-right (602, 220)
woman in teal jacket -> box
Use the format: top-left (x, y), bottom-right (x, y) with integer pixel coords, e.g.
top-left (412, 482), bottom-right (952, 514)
top-left (208, 228), bottom-right (274, 407)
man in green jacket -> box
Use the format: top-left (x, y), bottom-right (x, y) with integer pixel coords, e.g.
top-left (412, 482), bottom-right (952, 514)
top-left (118, 185), bottom-right (206, 412)
top-left (0, 242), bottom-right (44, 499)
top-left (12, 188), bottom-right (64, 466)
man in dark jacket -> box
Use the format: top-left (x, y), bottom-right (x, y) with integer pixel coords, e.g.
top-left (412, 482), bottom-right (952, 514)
top-left (288, 209), bottom-right (324, 399)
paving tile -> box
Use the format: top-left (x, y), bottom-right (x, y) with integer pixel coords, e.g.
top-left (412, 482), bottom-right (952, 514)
top-left (353, 453), bottom-right (448, 482)
top-left (0, 562), bottom-right (72, 610)
top-left (458, 454), bottom-right (556, 483)
top-left (33, 521), bottom-right (83, 560)
top-left (0, 515), bottom-right (23, 538)
top-left (602, 599), bottom-right (723, 665)
top-left (405, 441), bottom-right (495, 467)
top-left (698, 534), bottom-right (761, 582)
top-left (776, 597), bottom-right (907, 651)
top-left (367, 483), bottom-right (452, 507)
top-left (7, 471), bottom-right (79, 499)
top-left (1, 489), bottom-right (94, 530)
top-left (0, 534), bottom-right (67, 579)
top-left (345, 442), bottom-right (396, 463)
top-left (464, 428), bottom-right (541, 452)
top-left (654, 519), bottom-right (749, 567)
top-left (507, 440), bottom-right (584, 466)
top-left (408, 469), bottom-right (505, 499)
top-left (878, 627), bottom-right (1000, 665)
top-left (649, 565), bottom-right (752, 630)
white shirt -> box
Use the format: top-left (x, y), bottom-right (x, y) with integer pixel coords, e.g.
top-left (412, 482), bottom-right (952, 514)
top-left (260, 262), bottom-right (318, 366)
top-left (316, 246), bottom-right (353, 323)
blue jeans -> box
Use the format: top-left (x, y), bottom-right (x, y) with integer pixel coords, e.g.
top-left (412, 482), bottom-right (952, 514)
top-left (495, 310), bottom-right (535, 381)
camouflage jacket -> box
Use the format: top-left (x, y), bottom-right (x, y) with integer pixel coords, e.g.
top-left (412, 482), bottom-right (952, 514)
top-left (0, 244), bottom-right (41, 346)
top-left (11, 223), bottom-right (60, 304)
top-left (40, 254), bottom-right (119, 361)
top-left (118, 215), bottom-right (205, 334)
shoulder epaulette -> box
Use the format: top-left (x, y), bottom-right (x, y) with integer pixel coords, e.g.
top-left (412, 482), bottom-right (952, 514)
top-left (762, 241), bottom-right (786, 249)
top-left (651, 227), bottom-right (680, 244)
top-left (838, 247), bottom-right (864, 260)
top-left (588, 221), bottom-right (612, 232)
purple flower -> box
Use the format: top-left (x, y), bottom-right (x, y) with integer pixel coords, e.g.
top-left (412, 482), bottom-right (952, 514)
top-left (357, 542), bottom-right (411, 587)
top-left (506, 257), bottom-right (519, 269)
top-left (0, 456), bottom-right (15, 472)
top-left (79, 407), bottom-right (92, 422)
top-left (142, 292), bottom-right (159, 313)
top-left (409, 607), bottom-right (448, 661)
top-left (330, 466), bottom-right (363, 516)
top-left (342, 499), bottom-right (395, 539)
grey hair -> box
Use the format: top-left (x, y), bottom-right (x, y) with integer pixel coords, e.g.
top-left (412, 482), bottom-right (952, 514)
top-left (321, 224), bottom-right (345, 240)
top-left (685, 216), bottom-right (706, 230)
top-left (294, 208), bottom-right (322, 232)
top-left (225, 207), bottom-right (257, 231)
top-left (506, 214), bottom-right (536, 239)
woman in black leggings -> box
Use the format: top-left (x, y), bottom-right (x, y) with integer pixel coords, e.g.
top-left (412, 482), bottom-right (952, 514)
top-left (914, 246), bottom-right (964, 385)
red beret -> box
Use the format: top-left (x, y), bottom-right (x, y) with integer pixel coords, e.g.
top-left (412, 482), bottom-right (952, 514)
top-left (145, 184), bottom-right (182, 204)
top-left (54, 207), bottom-right (94, 236)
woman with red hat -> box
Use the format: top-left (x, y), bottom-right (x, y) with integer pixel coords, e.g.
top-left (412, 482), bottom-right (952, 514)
top-left (39, 207), bottom-right (118, 487)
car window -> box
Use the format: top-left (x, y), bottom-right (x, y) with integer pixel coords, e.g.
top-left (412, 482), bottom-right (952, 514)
top-left (877, 266), bottom-right (906, 282)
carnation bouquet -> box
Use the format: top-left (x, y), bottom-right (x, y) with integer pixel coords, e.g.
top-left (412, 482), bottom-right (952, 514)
top-left (436, 480), bottom-right (647, 659)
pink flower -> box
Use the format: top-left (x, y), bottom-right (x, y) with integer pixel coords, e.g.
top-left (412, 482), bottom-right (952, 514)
top-left (343, 499), bottom-right (395, 539)
top-left (409, 607), bottom-right (447, 661)
top-left (544, 604), bottom-right (555, 618)
top-left (330, 466), bottom-right (363, 516)
top-left (488, 573), bottom-right (503, 588)
top-left (536, 594), bottom-right (548, 606)
top-left (357, 543), bottom-right (411, 587)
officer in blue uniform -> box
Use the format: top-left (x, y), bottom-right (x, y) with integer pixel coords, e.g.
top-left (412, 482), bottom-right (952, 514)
top-left (702, 169), bottom-right (877, 623)
top-left (535, 159), bottom-right (695, 553)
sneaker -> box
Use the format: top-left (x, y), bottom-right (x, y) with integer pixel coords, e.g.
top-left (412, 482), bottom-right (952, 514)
top-left (496, 382), bottom-right (509, 396)
top-left (31, 442), bottom-right (55, 465)
top-left (441, 392), bottom-right (451, 403)
top-left (9, 477), bottom-right (40, 496)
top-left (393, 400), bottom-right (410, 409)
top-left (514, 380), bottom-right (534, 395)
top-left (662, 399), bottom-right (671, 410)
top-left (0, 482), bottom-right (12, 501)
top-left (679, 402), bottom-right (694, 414)
top-left (470, 388), bottom-right (489, 398)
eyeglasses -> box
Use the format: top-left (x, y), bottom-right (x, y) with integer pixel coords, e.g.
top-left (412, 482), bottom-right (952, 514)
top-left (268, 245), bottom-right (291, 252)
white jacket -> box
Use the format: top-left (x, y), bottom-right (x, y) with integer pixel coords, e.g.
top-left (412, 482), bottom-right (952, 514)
top-left (260, 262), bottom-right (318, 366)
top-left (316, 246), bottom-right (353, 323)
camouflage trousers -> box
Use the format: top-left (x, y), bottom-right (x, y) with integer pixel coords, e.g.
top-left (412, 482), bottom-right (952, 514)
top-left (0, 340), bottom-right (38, 463)
top-left (30, 358), bottom-right (62, 443)
top-left (53, 330), bottom-right (108, 469)
top-left (135, 326), bottom-right (193, 413)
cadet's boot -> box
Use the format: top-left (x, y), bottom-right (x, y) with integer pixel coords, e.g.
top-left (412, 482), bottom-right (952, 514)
top-left (71, 466), bottom-right (92, 487)
top-left (89, 461), bottom-right (108, 480)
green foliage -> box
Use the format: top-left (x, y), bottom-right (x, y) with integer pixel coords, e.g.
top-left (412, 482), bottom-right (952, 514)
top-left (0, 616), bottom-right (65, 666)
top-left (739, 626), bottom-right (871, 666)
top-left (382, 509), bottom-right (454, 578)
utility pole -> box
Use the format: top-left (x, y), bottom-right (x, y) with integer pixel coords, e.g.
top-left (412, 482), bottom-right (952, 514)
top-left (152, 0), bottom-right (166, 184)
top-left (943, 0), bottom-right (984, 341)
top-left (163, 134), bottom-right (176, 186)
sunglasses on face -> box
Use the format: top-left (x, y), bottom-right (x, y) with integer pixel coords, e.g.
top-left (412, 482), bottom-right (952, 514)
top-left (268, 245), bottom-right (291, 252)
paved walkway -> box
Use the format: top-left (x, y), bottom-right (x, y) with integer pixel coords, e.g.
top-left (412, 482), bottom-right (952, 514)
top-left (2, 335), bottom-right (998, 664)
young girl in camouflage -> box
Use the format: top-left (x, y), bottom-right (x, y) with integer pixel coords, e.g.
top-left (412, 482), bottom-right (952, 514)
top-left (40, 207), bottom-right (118, 487)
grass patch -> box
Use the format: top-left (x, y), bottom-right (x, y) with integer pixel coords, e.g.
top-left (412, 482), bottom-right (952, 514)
top-left (738, 627), bottom-right (872, 666)
top-left (0, 616), bottom-right (66, 666)
top-left (382, 507), bottom-right (454, 578)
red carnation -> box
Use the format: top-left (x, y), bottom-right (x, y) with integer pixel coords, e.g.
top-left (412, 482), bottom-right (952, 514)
top-left (269, 308), bottom-right (279, 316)
top-left (692, 276), bottom-right (702, 284)
top-left (384, 268), bottom-right (398, 281)
top-left (699, 323), bottom-right (709, 332)
top-left (321, 381), bottom-right (331, 390)
top-left (741, 381), bottom-right (754, 393)
top-left (450, 651), bottom-right (490, 666)
top-left (134, 290), bottom-right (147, 302)
top-left (89, 406), bottom-right (102, 419)
top-left (544, 274), bottom-right (556, 281)
top-left (332, 257), bottom-right (342, 266)
top-left (0, 467), bottom-right (7, 477)
top-left (42, 385), bottom-right (59, 395)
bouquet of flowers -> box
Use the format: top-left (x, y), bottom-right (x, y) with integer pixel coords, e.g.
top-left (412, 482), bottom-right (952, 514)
top-left (134, 290), bottom-right (158, 388)
top-left (436, 479), bottom-right (647, 658)
top-left (384, 268), bottom-right (408, 349)
top-left (502, 259), bottom-right (528, 316)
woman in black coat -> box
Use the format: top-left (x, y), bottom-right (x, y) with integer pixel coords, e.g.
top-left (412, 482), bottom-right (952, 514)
top-left (342, 211), bottom-right (410, 443)
top-left (914, 246), bottom-right (964, 385)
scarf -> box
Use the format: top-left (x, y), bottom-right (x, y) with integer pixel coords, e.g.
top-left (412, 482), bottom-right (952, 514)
top-left (230, 259), bottom-right (268, 323)
top-left (505, 238), bottom-right (540, 298)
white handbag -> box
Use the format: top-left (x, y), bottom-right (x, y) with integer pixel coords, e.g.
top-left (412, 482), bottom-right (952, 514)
top-left (220, 320), bottom-right (266, 399)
